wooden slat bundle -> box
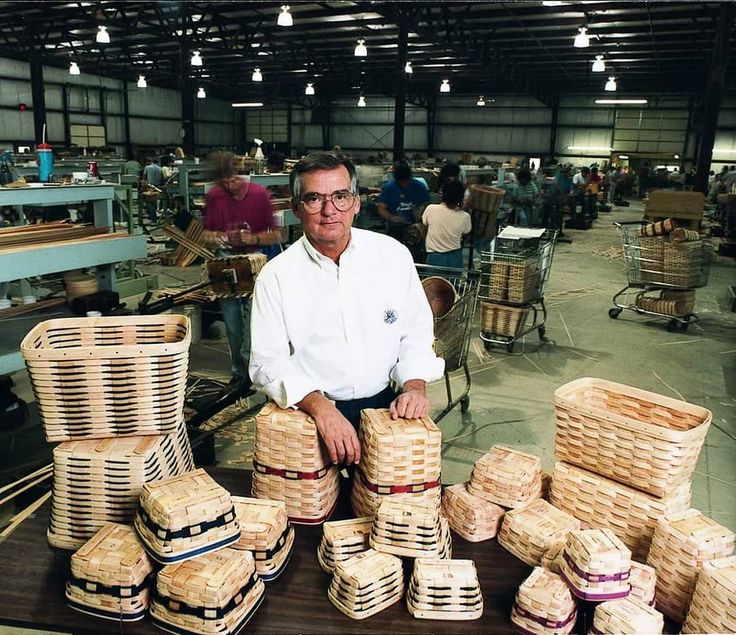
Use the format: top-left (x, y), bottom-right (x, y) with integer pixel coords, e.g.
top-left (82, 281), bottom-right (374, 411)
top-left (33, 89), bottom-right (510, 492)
top-left (0, 223), bottom-right (109, 250)
top-left (162, 219), bottom-right (214, 266)
top-left (0, 297), bottom-right (66, 319)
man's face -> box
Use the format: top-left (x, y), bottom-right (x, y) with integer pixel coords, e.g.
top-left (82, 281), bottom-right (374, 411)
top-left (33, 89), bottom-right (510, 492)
top-left (294, 166), bottom-right (358, 254)
top-left (220, 176), bottom-right (242, 196)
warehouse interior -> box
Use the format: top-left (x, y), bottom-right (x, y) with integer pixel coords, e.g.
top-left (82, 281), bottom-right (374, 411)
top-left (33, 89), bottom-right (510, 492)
top-left (0, 1), bottom-right (735, 634)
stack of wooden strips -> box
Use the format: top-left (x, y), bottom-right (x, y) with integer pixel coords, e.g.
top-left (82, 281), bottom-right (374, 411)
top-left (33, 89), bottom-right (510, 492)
top-left (0, 222), bottom-right (109, 252)
top-left (369, 498), bottom-right (451, 559)
top-left (327, 549), bottom-right (404, 620)
top-left (646, 508), bottom-right (735, 622)
top-left (498, 499), bottom-right (580, 567)
top-left (317, 517), bottom-right (373, 574)
top-left (0, 296), bottom-right (66, 319)
top-left (510, 567), bottom-right (577, 635)
top-left (134, 469), bottom-right (240, 564)
top-left (682, 555), bottom-right (736, 634)
top-left (231, 496), bottom-right (295, 582)
top-left (48, 427), bottom-right (193, 550)
top-left (406, 559), bottom-right (483, 621)
top-left (467, 445), bottom-right (543, 509)
top-left (549, 462), bottom-right (691, 562)
top-left (351, 409), bottom-right (442, 518)
top-left (150, 547), bottom-right (265, 634)
top-left (253, 403), bottom-right (339, 524)
top-left (591, 598), bottom-right (664, 634)
top-left (440, 483), bottom-right (505, 542)
top-left (65, 523), bottom-right (154, 622)
top-left (628, 562), bottom-right (657, 606)
top-left (558, 529), bottom-right (632, 602)
top-left (161, 218), bottom-right (214, 267)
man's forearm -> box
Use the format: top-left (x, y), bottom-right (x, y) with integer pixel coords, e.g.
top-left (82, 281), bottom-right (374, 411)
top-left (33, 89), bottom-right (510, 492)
top-left (401, 379), bottom-right (426, 395)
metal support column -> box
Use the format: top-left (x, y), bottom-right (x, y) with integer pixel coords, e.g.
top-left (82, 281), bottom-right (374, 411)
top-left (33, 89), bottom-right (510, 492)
top-left (548, 97), bottom-right (559, 163)
top-left (239, 110), bottom-right (247, 154)
top-left (321, 100), bottom-right (331, 150)
top-left (694, 2), bottom-right (734, 193)
top-left (393, 20), bottom-right (408, 162)
top-left (62, 86), bottom-right (71, 147)
top-left (122, 79), bottom-right (132, 158)
top-left (180, 42), bottom-right (196, 157)
top-left (286, 102), bottom-right (293, 156)
top-left (30, 54), bottom-right (47, 143)
top-left (427, 96), bottom-right (437, 158)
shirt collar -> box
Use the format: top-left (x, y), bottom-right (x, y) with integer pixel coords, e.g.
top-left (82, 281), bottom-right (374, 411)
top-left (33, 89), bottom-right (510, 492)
top-left (300, 228), bottom-right (359, 267)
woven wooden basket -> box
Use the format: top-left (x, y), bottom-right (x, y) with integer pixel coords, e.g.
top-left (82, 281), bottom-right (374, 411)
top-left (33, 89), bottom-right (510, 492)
top-left (441, 483), bottom-right (505, 542)
top-left (498, 499), bottom-right (581, 567)
top-left (646, 508), bottom-right (735, 622)
top-left (48, 425), bottom-right (193, 550)
top-left (351, 473), bottom-right (441, 519)
top-left (590, 598), bottom-right (664, 634)
top-left (505, 258), bottom-right (542, 304)
top-left (370, 498), bottom-right (452, 559)
top-left (21, 315), bottom-right (190, 442)
top-left (682, 555), bottom-right (736, 634)
top-left (663, 240), bottom-right (707, 288)
top-left (554, 377), bottom-right (711, 498)
top-left (639, 237), bottom-right (665, 285)
top-left (558, 528), bottom-right (632, 601)
top-left (629, 561), bottom-right (657, 606)
top-left (253, 403), bottom-right (340, 525)
top-left (470, 184), bottom-right (505, 214)
top-left (540, 541), bottom-right (565, 574)
top-left (407, 558), bottom-right (483, 621)
top-left (317, 517), bottom-right (373, 574)
top-left (66, 523), bottom-right (154, 622)
top-left (483, 262), bottom-right (509, 302)
top-left (206, 252), bottom-right (266, 298)
top-left (467, 445), bottom-right (542, 509)
top-left (635, 289), bottom-right (696, 317)
top-left (150, 547), bottom-right (265, 635)
top-left (231, 496), bottom-right (294, 582)
top-left (134, 468), bottom-right (240, 564)
top-left (549, 462), bottom-right (691, 562)
top-left (480, 301), bottom-right (529, 338)
top-left (510, 567), bottom-right (577, 635)
top-left (328, 548), bottom-right (404, 620)
top-left (422, 276), bottom-right (458, 318)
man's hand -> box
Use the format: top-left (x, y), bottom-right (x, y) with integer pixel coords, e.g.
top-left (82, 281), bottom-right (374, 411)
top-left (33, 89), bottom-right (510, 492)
top-left (297, 392), bottom-right (361, 465)
top-left (390, 379), bottom-right (430, 420)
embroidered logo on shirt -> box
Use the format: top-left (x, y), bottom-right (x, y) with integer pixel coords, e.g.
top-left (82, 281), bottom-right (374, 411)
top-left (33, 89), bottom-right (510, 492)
top-left (383, 309), bottom-right (398, 324)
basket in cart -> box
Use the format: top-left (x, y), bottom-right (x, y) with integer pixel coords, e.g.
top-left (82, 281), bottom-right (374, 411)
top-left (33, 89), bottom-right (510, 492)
top-left (609, 222), bottom-right (711, 332)
top-left (416, 265), bottom-right (480, 422)
top-left (479, 227), bottom-right (558, 352)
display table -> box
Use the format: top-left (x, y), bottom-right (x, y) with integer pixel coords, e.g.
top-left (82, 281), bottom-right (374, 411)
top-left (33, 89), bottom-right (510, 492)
top-left (0, 467), bottom-right (531, 634)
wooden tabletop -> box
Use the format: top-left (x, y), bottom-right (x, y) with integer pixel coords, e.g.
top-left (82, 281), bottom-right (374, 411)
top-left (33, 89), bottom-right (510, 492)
top-left (0, 467), bottom-right (532, 634)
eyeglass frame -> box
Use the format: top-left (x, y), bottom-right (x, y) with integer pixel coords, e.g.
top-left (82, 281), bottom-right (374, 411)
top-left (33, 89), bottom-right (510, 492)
top-left (296, 189), bottom-right (359, 214)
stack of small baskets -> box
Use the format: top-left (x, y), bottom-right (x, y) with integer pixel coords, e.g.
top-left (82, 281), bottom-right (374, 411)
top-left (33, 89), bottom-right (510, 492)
top-left (590, 598), bottom-right (664, 634)
top-left (635, 289), bottom-right (696, 317)
top-left (406, 559), bottom-right (483, 621)
top-left (317, 517), bottom-right (373, 574)
top-left (20, 315), bottom-right (194, 551)
top-left (638, 218), bottom-right (707, 290)
top-left (682, 555), bottom-right (736, 634)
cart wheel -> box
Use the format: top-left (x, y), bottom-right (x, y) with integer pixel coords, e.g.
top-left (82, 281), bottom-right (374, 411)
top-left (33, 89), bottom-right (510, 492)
top-left (608, 308), bottom-right (622, 319)
top-left (483, 340), bottom-right (494, 352)
top-left (460, 397), bottom-right (470, 413)
top-left (506, 342), bottom-right (514, 353)
top-left (680, 321), bottom-right (689, 332)
top-left (666, 319), bottom-right (679, 332)
top-left (537, 325), bottom-right (546, 339)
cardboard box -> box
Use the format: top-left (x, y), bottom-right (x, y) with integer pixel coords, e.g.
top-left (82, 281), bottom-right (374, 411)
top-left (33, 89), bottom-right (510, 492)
top-left (645, 191), bottom-right (704, 220)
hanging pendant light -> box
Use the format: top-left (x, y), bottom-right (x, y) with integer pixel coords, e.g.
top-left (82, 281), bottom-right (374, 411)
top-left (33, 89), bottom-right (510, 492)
top-left (574, 26), bottom-right (590, 48)
top-left (191, 50), bottom-right (203, 66)
top-left (69, 61), bottom-right (80, 75)
top-left (197, 86), bottom-right (206, 99)
top-left (404, 61), bottom-right (413, 74)
top-left (604, 76), bottom-right (617, 91)
top-left (305, 82), bottom-right (315, 95)
top-left (357, 94), bottom-right (366, 107)
top-left (440, 79), bottom-right (450, 93)
top-left (592, 54), bottom-right (605, 72)
top-left (277, 5), bottom-right (293, 27)
top-left (354, 39), bottom-right (367, 57)
top-left (477, 96), bottom-right (485, 106)
top-left (137, 75), bottom-right (147, 88)
top-left (96, 25), bottom-right (110, 44)
top-left (252, 67), bottom-right (263, 82)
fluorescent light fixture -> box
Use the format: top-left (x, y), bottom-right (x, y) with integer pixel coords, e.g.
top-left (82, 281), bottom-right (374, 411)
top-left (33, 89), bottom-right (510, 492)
top-left (592, 54), bottom-right (605, 72)
top-left (618, 155), bottom-right (630, 159)
top-left (232, 102), bottom-right (264, 107)
top-left (252, 67), bottom-right (262, 82)
top-left (542, 1), bottom-right (565, 5)
top-left (69, 61), bottom-right (80, 75)
top-left (440, 79), bottom-right (450, 93)
top-left (404, 61), bottom-right (413, 74)
top-left (714, 148), bottom-right (736, 154)
top-left (604, 76), bottom-right (617, 91)
top-left (191, 50), bottom-right (203, 66)
top-left (197, 86), bottom-right (206, 99)
top-left (305, 82), bottom-right (315, 95)
top-left (354, 39), bottom-right (367, 57)
top-left (477, 96), bottom-right (485, 106)
top-left (595, 99), bottom-right (648, 104)
top-left (96, 25), bottom-right (110, 44)
top-left (567, 145), bottom-right (613, 152)
top-left (357, 94), bottom-right (366, 107)
top-left (277, 5), bottom-right (293, 27)
top-left (674, 154), bottom-right (680, 159)
top-left (136, 75), bottom-right (147, 88)
top-left (574, 26), bottom-right (590, 48)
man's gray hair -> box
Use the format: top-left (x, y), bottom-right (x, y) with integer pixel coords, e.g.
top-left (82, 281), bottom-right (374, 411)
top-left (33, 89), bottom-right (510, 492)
top-left (290, 152), bottom-right (359, 202)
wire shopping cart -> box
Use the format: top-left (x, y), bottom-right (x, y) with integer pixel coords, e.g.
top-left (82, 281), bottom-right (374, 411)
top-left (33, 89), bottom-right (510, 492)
top-left (609, 221), bottom-right (711, 332)
top-left (479, 228), bottom-right (558, 353)
top-left (416, 265), bottom-right (481, 422)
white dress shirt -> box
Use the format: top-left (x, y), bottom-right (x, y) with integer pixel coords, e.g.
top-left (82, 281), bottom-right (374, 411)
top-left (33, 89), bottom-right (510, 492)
top-left (249, 228), bottom-right (445, 408)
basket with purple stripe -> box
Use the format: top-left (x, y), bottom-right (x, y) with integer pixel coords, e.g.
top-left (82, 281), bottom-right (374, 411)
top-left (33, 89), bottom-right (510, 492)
top-left (510, 567), bottom-right (577, 635)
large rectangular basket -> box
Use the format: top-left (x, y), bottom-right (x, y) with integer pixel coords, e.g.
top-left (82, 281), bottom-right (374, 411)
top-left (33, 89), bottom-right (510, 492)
top-left (21, 315), bottom-right (190, 442)
top-left (682, 556), bottom-right (736, 634)
top-left (480, 302), bottom-right (529, 338)
top-left (554, 377), bottom-right (711, 498)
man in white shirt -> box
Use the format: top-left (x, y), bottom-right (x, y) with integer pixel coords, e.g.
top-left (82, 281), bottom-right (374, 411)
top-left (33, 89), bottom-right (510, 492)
top-left (249, 153), bottom-right (444, 466)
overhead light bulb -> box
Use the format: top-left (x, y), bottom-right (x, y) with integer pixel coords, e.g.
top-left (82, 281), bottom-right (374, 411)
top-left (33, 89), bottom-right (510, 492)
top-left (96, 25), bottom-right (110, 44)
top-left (477, 96), bottom-right (485, 106)
top-left (252, 67), bottom-right (263, 82)
top-left (277, 5), bottom-right (293, 27)
top-left (357, 94), bottom-right (366, 107)
top-left (191, 50), bottom-right (203, 66)
top-left (542, 1), bottom-right (564, 5)
top-left (574, 26), bottom-right (590, 48)
top-left (592, 54), bottom-right (605, 72)
top-left (354, 39), bottom-right (367, 57)
top-left (197, 86), bottom-right (206, 99)
top-left (69, 61), bottom-right (80, 75)
top-left (605, 76), bottom-right (617, 91)
top-left (305, 82), bottom-right (315, 95)
top-left (440, 79), bottom-right (450, 93)
top-left (137, 75), bottom-right (147, 88)
top-left (404, 61), bottom-right (413, 74)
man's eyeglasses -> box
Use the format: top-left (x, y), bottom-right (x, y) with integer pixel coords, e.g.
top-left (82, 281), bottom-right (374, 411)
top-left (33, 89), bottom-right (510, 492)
top-left (299, 190), bottom-right (357, 214)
